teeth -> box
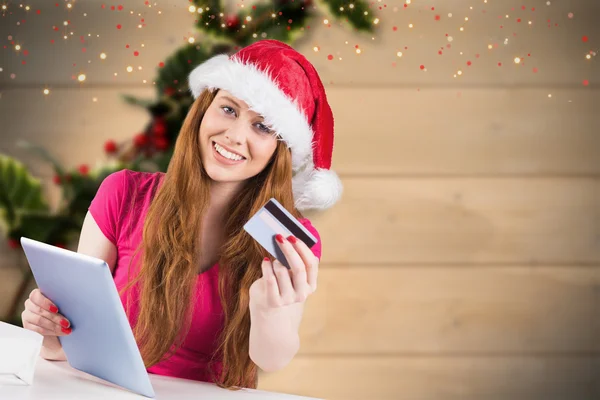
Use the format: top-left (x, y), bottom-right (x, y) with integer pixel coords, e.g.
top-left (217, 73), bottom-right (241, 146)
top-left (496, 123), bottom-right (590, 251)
top-left (214, 142), bottom-right (244, 161)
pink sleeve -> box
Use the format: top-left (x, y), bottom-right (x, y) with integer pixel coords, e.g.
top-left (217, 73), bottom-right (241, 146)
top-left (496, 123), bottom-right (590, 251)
top-left (88, 170), bottom-right (127, 245)
top-left (300, 219), bottom-right (322, 260)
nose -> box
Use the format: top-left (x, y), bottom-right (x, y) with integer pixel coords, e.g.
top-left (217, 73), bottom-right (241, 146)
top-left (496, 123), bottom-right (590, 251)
top-left (224, 123), bottom-right (247, 146)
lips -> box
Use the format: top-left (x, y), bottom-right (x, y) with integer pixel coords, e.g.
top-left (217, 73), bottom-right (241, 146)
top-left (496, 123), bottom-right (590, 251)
top-left (213, 141), bottom-right (246, 159)
top-left (211, 141), bottom-right (246, 165)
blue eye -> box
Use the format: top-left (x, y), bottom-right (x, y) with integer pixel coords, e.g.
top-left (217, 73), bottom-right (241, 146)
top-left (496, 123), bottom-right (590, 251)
top-left (221, 106), bottom-right (235, 115)
top-left (255, 123), bottom-right (272, 134)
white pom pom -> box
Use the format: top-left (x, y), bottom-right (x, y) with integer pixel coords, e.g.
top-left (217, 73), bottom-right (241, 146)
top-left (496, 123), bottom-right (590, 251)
top-left (293, 168), bottom-right (343, 211)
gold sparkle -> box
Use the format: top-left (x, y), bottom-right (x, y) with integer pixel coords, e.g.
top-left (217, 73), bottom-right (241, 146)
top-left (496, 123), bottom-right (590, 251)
top-left (78, 74), bottom-right (86, 82)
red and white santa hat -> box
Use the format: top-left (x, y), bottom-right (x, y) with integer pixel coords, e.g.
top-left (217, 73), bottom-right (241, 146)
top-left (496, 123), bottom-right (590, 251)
top-left (188, 39), bottom-right (343, 211)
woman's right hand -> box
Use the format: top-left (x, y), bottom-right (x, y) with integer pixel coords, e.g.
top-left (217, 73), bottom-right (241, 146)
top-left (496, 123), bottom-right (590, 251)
top-left (21, 288), bottom-right (71, 360)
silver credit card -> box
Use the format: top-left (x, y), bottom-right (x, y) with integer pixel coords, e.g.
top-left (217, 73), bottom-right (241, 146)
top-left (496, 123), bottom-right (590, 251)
top-left (243, 198), bottom-right (317, 269)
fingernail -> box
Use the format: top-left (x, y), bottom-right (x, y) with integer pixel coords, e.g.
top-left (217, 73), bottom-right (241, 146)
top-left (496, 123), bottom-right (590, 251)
top-left (60, 319), bottom-right (69, 328)
top-left (263, 257), bottom-right (270, 261)
top-left (287, 235), bottom-right (297, 244)
top-left (49, 305), bottom-right (58, 313)
top-left (275, 234), bottom-right (285, 244)
top-left (61, 327), bottom-right (72, 335)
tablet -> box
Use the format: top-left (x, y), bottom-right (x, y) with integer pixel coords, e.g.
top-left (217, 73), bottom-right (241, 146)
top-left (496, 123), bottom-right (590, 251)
top-left (20, 237), bottom-right (155, 398)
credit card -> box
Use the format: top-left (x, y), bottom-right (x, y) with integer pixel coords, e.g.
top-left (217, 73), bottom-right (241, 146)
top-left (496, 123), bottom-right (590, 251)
top-left (243, 198), bottom-right (317, 269)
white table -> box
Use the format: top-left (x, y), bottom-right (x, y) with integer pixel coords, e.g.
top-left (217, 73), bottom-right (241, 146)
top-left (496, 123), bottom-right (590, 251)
top-left (0, 358), bottom-right (322, 399)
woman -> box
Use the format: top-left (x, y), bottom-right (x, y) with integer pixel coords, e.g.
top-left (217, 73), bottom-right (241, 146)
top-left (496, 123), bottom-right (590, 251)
top-left (20, 39), bottom-right (343, 389)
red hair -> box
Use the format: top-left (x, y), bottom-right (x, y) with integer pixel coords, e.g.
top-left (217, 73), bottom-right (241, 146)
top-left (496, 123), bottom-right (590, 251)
top-left (120, 88), bottom-right (303, 389)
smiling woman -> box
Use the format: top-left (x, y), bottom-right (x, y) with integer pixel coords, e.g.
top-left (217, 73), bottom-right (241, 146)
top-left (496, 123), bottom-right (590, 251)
top-left (21, 39), bottom-right (342, 392)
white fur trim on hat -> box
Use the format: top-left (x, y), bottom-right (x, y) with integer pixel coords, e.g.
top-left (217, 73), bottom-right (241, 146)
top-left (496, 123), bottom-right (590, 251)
top-left (188, 54), bottom-right (313, 172)
top-left (292, 162), bottom-right (344, 211)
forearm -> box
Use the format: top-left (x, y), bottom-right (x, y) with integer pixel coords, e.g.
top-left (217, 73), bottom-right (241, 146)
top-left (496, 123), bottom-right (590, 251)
top-left (248, 305), bottom-right (301, 372)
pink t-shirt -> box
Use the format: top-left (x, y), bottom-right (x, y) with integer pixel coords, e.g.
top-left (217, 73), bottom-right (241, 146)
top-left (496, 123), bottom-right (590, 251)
top-left (88, 169), bottom-right (322, 383)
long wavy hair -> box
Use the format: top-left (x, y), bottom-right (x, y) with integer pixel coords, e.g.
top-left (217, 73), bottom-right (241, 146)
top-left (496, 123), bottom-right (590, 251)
top-left (120, 88), bottom-right (303, 389)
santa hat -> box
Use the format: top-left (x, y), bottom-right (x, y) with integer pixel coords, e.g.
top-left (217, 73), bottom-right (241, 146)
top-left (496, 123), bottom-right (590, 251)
top-left (188, 39), bottom-right (343, 211)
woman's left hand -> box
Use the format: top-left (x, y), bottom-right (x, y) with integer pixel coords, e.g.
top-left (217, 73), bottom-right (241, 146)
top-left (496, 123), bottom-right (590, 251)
top-left (249, 234), bottom-right (319, 314)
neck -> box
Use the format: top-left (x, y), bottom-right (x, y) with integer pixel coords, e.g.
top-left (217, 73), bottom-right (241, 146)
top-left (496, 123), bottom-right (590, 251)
top-left (207, 180), bottom-right (243, 218)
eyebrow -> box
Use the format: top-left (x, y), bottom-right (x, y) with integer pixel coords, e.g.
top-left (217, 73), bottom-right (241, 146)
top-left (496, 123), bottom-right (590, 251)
top-left (221, 96), bottom-right (242, 108)
top-left (221, 96), bottom-right (265, 121)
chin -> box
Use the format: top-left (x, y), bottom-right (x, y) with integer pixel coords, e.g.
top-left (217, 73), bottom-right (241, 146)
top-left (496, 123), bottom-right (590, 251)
top-left (204, 165), bottom-right (242, 183)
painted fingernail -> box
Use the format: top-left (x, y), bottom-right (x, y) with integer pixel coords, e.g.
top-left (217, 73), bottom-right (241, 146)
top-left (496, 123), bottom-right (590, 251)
top-left (287, 236), bottom-right (297, 244)
top-left (275, 234), bottom-right (285, 244)
top-left (60, 319), bottom-right (69, 328)
top-left (49, 305), bottom-right (58, 313)
top-left (263, 257), bottom-right (270, 261)
top-left (61, 327), bottom-right (72, 335)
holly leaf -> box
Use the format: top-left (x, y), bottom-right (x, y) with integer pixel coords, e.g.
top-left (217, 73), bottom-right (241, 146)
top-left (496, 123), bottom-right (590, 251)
top-left (0, 154), bottom-right (49, 235)
top-left (17, 211), bottom-right (77, 244)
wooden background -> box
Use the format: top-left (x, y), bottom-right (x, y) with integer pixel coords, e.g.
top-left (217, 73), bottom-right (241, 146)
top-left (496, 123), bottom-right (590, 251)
top-left (1, 0), bottom-right (599, 399)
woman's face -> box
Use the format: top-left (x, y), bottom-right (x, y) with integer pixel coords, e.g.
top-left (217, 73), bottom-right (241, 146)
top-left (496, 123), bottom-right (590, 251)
top-left (199, 90), bottom-right (279, 185)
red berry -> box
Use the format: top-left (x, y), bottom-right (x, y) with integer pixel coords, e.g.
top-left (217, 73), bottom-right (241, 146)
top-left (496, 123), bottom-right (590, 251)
top-left (8, 239), bottom-right (19, 249)
top-left (53, 175), bottom-right (62, 185)
top-left (154, 136), bottom-right (169, 150)
top-left (134, 133), bottom-right (148, 148)
top-left (104, 140), bottom-right (118, 154)
top-left (152, 120), bottom-right (167, 137)
top-left (78, 164), bottom-right (89, 175)
top-left (54, 243), bottom-right (67, 249)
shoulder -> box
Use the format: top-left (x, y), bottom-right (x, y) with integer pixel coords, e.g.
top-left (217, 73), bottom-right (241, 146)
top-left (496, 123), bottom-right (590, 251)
top-left (298, 217), bottom-right (322, 260)
top-left (116, 169), bottom-right (164, 187)
top-left (99, 169), bottom-right (164, 195)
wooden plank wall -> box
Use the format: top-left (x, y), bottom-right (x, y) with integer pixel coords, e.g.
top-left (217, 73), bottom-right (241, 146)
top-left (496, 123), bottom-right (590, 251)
top-left (1, 1), bottom-right (599, 399)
